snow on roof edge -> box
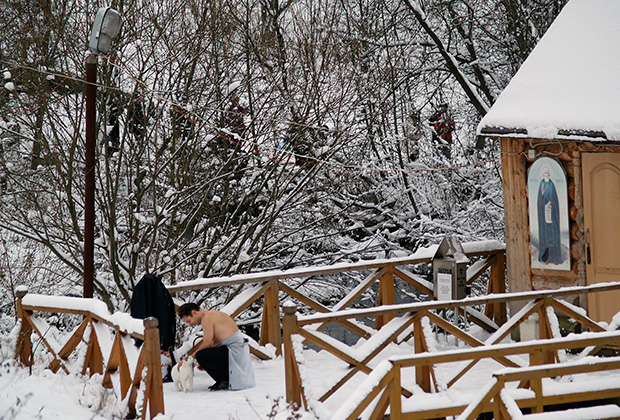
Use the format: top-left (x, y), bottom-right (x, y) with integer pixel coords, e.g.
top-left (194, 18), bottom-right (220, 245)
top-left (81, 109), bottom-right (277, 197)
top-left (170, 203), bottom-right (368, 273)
top-left (477, 0), bottom-right (620, 142)
top-left (479, 126), bottom-right (610, 142)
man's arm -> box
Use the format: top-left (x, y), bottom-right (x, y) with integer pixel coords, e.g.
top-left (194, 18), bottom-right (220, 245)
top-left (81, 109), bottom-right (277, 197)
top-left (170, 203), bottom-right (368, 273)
top-left (192, 313), bottom-right (215, 356)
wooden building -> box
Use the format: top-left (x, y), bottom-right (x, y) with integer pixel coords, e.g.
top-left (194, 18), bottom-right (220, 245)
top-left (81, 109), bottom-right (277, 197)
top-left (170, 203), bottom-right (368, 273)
top-left (477, 0), bottom-right (620, 322)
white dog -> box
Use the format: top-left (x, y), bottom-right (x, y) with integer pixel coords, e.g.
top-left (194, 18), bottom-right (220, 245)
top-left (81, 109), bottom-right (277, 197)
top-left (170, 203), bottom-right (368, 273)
top-left (171, 355), bottom-right (194, 392)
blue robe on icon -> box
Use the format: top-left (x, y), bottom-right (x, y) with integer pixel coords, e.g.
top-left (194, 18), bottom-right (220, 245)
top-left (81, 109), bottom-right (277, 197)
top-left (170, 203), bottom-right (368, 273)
top-left (537, 179), bottom-right (563, 265)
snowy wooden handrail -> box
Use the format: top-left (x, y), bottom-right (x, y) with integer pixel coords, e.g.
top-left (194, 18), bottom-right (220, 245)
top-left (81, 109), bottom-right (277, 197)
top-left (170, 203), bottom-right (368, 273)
top-left (18, 291), bottom-right (145, 339)
top-left (167, 240), bottom-right (507, 356)
top-left (333, 332), bottom-right (620, 420)
top-left (458, 356), bottom-right (620, 420)
top-left (14, 288), bottom-right (164, 420)
top-left (283, 282), bottom-right (620, 414)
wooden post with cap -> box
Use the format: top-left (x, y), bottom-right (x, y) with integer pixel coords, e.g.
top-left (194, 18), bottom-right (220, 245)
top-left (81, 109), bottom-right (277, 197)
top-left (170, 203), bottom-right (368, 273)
top-left (14, 288), bottom-right (32, 366)
top-left (127, 317), bottom-right (164, 419)
top-left (143, 317), bottom-right (164, 419)
top-left (282, 303), bottom-right (304, 409)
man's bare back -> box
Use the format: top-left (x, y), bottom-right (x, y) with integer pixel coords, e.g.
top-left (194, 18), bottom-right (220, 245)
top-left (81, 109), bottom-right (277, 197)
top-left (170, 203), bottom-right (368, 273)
top-left (199, 310), bottom-right (239, 347)
top-left (181, 308), bottom-right (239, 353)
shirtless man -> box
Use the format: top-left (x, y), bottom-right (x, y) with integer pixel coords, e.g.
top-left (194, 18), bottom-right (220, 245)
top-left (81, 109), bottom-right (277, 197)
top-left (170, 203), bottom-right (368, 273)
top-left (178, 303), bottom-right (255, 391)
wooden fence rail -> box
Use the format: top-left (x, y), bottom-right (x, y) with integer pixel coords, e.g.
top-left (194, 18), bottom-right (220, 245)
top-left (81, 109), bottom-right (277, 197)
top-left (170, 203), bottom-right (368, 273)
top-left (333, 331), bottom-right (620, 420)
top-left (167, 240), bottom-right (507, 357)
top-left (282, 282), bottom-right (620, 413)
top-left (457, 356), bottom-right (620, 420)
top-left (14, 288), bottom-right (164, 420)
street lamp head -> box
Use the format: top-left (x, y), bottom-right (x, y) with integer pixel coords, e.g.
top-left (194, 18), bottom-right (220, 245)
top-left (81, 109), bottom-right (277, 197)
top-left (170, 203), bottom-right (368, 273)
top-left (88, 7), bottom-right (122, 55)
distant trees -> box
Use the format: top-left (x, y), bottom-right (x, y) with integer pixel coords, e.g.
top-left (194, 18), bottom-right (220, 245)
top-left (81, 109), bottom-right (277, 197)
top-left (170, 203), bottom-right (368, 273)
top-left (0, 0), bottom-right (566, 310)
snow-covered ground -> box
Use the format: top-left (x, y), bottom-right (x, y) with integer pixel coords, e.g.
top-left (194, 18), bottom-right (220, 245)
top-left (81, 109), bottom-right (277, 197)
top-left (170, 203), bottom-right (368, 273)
top-left (0, 325), bottom-right (517, 420)
top-left (2, 325), bottom-right (619, 420)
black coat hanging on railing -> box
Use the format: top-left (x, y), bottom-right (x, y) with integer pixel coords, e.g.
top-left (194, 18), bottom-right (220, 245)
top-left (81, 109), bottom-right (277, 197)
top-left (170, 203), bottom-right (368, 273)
top-left (130, 273), bottom-right (177, 351)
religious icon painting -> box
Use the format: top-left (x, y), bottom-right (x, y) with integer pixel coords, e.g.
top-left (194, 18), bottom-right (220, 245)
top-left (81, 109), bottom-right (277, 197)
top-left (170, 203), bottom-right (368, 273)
top-left (527, 157), bottom-right (571, 271)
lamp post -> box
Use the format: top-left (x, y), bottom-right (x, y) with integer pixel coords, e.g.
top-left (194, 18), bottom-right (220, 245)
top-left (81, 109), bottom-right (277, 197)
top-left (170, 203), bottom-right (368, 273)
top-left (84, 7), bottom-right (121, 298)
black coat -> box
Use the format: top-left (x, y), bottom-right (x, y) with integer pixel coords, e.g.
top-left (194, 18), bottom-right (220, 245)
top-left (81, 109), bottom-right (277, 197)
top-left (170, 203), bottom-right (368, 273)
top-left (130, 274), bottom-right (176, 350)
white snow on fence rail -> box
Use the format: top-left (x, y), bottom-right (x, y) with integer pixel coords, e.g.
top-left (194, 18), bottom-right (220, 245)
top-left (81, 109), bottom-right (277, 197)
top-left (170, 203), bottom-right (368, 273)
top-left (524, 404), bottom-right (620, 420)
top-left (330, 359), bottom-right (393, 420)
top-left (221, 284), bottom-right (264, 316)
top-left (168, 240), bottom-right (506, 291)
top-left (21, 294), bottom-right (144, 336)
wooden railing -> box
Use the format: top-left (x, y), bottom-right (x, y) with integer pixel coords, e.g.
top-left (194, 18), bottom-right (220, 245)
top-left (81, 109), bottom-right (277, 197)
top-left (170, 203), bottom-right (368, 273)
top-left (282, 282), bottom-right (620, 413)
top-left (14, 288), bottom-right (164, 420)
top-left (458, 355), bottom-right (620, 420)
top-left (332, 332), bottom-right (620, 420)
top-left (167, 240), bottom-right (507, 358)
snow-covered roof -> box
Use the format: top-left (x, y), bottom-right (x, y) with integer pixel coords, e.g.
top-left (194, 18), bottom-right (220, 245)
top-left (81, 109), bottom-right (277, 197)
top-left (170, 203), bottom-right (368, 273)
top-left (477, 0), bottom-right (620, 141)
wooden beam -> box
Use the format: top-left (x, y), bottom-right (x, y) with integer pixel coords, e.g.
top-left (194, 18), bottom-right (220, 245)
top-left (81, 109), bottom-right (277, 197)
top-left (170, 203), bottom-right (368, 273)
top-left (494, 390), bottom-right (512, 420)
top-left (167, 242), bottom-right (513, 294)
top-left (299, 328), bottom-right (366, 372)
top-left (282, 305), bottom-right (302, 409)
top-left (249, 342), bottom-right (273, 360)
top-left (468, 255), bottom-right (496, 285)
top-left (143, 317), bottom-right (164, 419)
top-left (465, 306), bottom-right (500, 332)
top-left (367, 385), bottom-right (391, 420)
top-left (488, 251), bottom-right (507, 325)
top-left (82, 318), bottom-right (103, 377)
top-left (340, 368), bottom-right (394, 420)
top-left (103, 331), bottom-right (132, 399)
top-left (318, 314), bottom-right (416, 402)
top-left (423, 310), bottom-right (518, 389)
top-left (389, 365), bottom-right (402, 420)
top-left (392, 330), bottom-right (620, 370)
top-left (296, 283), bottom-right (620, 327)
top-left (550, 297), bottom-right (605, 333)
top-left (375, 268), bottom-right (395, 329)
top-left (413, 315), bottom-right (431, 392)
top-left (278, 281), bottom-right (371, 339)
top-left (500, 137), bottom-right (531, 316)
top-left (26, 316), bottom-right (69, 374)
top-left (50, 318), bottom-right (89, 373)
top-left (333, 268), bottom-right (385, 312)
top-left (228, 282), bottom-right (271, 319)
top-left (260, 279), bottom-right (282, 354)
top-left (14, 289), bottom-right (32, 366)
top-left (126, 347), bottom-right (146, 419)
top-left (19, 304), bottom-right (145, 341)
top-left (460, 378), bottom-right (504, 420)
top-left (393, 267), bottom-right (434, 297)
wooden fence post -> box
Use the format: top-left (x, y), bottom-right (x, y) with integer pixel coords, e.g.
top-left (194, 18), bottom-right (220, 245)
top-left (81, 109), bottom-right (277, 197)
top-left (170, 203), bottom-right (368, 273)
top-left (82, 318), bottom-right (104, 376)
top-left (375, 267), bottom-right (395, 329)
top-left (389, 363), bottom-right (402, 420)
top-left (14, 288), bottom-right (32, 366)
top-left (282, 304), bottom-right (302, 409)
top-left (260, 279), bottom-right (282, 355)
top-left (538, 298), bottom-right (557, 365)
top-left (492, 378), bottom-right (508, 420)
top-left (413, 314), bottom-right (432, 392)
top-left (143, 317), bottom-right (164, 419)
top-left (103, 330), bottom-right (132, 399)
top-left (488, 251), bottom-right (507, 325)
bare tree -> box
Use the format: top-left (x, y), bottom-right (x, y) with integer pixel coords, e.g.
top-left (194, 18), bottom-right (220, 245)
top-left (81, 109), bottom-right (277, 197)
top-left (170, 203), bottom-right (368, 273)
top-left (0, 0), bottom-right (563, 310)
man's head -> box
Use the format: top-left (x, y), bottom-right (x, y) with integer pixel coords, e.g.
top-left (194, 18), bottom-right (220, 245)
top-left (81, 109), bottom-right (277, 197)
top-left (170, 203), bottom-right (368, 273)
top-left (178, 302), bottom-right (201, 326)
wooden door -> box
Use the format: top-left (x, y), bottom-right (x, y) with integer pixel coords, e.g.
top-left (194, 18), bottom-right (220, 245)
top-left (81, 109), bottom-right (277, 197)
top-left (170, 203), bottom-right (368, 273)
top-left (582, 153), bottom-right (620, 323)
